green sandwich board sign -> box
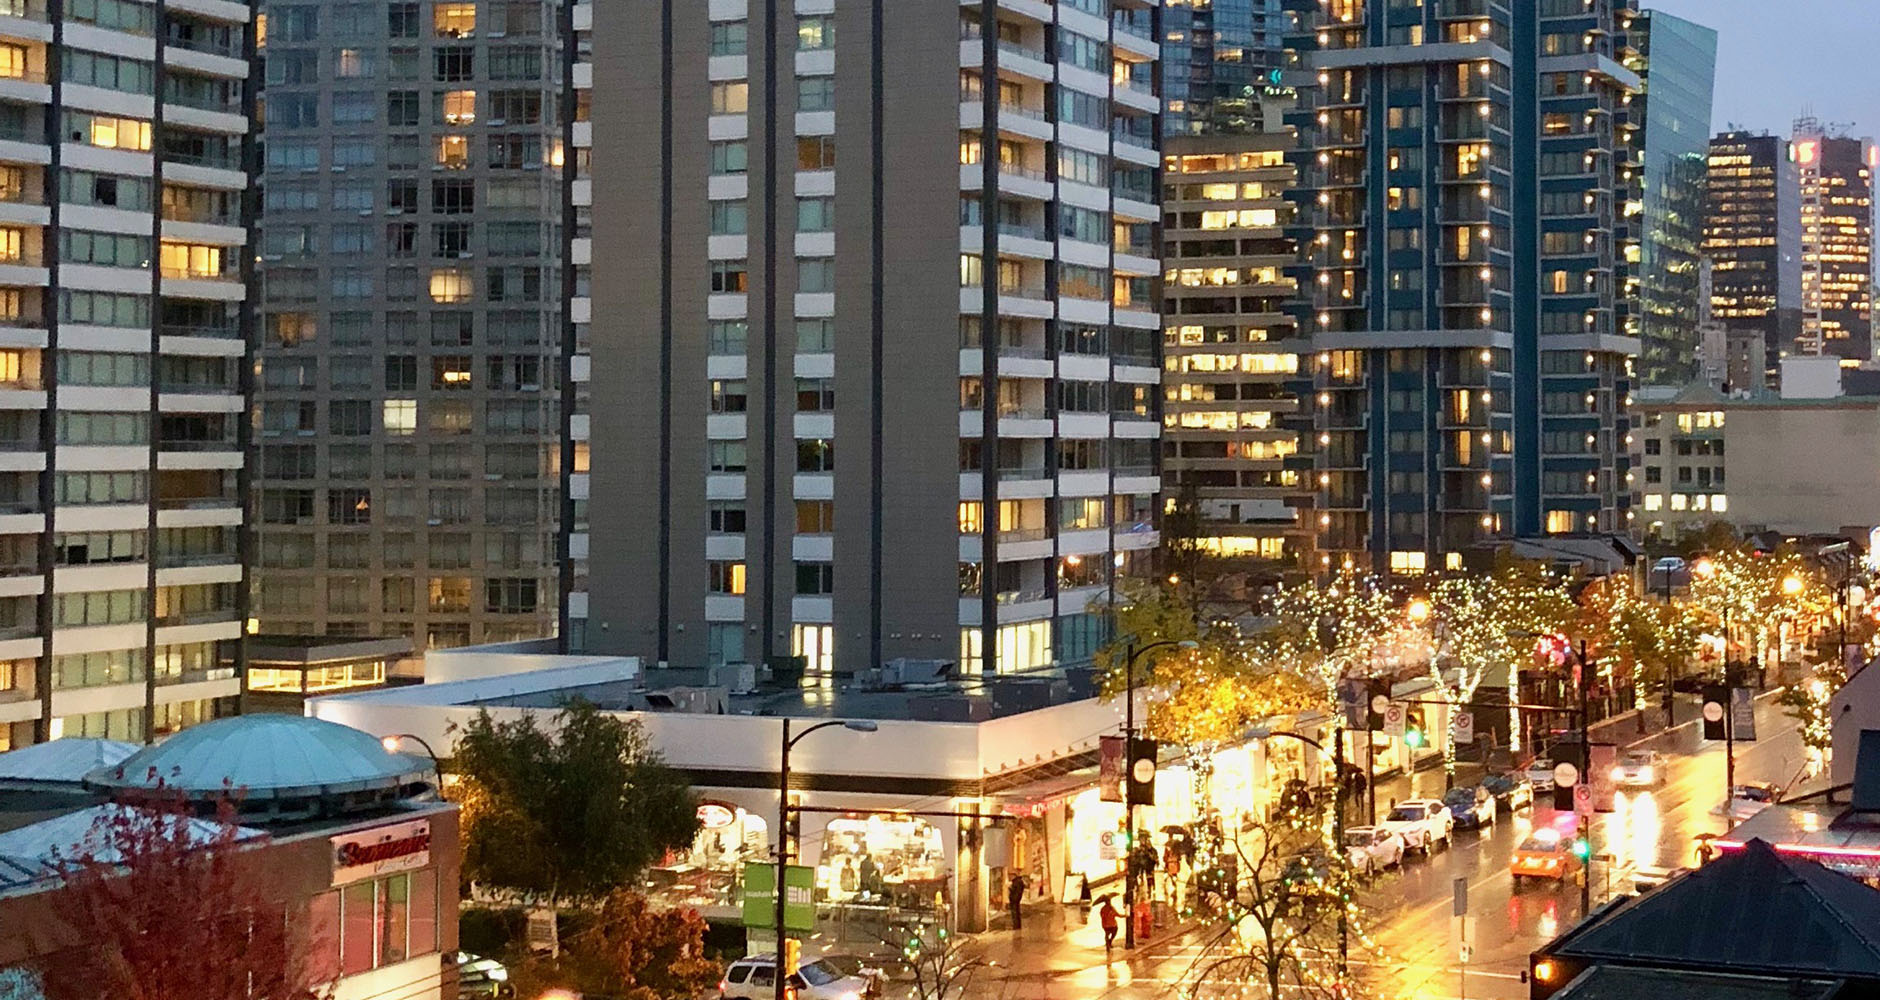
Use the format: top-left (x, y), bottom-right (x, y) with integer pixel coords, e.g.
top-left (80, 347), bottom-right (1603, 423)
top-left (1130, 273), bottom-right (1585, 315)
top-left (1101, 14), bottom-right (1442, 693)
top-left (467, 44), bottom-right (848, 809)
top-left (742, 862), bottom-right (815, 932)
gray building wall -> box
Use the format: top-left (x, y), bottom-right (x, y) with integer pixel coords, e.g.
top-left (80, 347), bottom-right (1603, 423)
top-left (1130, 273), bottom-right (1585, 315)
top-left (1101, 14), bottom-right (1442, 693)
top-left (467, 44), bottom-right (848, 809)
top-left (253, 0), bottom-right (565, 650)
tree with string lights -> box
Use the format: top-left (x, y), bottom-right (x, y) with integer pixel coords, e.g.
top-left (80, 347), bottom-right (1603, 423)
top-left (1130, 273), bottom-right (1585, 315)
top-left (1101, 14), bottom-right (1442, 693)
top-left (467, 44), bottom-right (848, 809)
top-left (1420, 568), bottom-right (1572, 779)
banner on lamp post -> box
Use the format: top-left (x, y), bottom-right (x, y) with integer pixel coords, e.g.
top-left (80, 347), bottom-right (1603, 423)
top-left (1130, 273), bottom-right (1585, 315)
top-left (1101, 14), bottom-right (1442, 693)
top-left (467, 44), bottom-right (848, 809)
top-left (1099, 735), bottom-right (1124, 802)
top-left (1731, 687), bottom-right (1758, 742)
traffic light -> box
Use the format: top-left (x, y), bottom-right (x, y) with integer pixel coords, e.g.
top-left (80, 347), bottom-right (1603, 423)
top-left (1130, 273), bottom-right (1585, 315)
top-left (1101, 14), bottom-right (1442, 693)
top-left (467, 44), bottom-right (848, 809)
top-left (1403, 708), bottom-right (1426, 749)
top-left (783, 937), bottom-right (801, 975)
top-left (1571, 837), bottom-right (1591, 860)
top-left (784, 808), bottom-right (801, 851)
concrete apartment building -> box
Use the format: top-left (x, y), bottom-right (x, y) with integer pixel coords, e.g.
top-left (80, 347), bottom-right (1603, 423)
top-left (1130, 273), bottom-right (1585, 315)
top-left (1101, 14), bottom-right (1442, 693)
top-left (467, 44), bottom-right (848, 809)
top-left (1161, 133), bottom-right (1308, 571)
top-left (0, 0), bottom-right (254, 750)
top-left (1792, 119), bottom-right (1874, 364)
top-left (583, 1), bottom-right (1163, 675)
top-left (252, 0), bottom-right (566, 650)
top-left (1280, 0), bottom-right (1641, 574)
top-left (1704, 131), bottom-right (1802, 387)
top-left (1631, 361), bottom-right (1880, 541)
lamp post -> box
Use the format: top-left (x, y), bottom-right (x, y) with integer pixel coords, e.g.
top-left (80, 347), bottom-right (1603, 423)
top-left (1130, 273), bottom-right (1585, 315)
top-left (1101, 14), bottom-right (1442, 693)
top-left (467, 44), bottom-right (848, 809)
top-left (775, 718), bottom-right (877, 1000)
top-left (380, 732), bottom-right (444, 787)
top-left (1662, 556), bottom-right (1678, 729)
top-left (1118, 637), bottom-right (1198, 949)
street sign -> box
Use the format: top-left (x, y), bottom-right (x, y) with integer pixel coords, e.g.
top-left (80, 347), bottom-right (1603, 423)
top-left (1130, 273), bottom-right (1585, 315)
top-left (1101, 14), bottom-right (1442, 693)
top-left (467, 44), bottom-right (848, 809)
top-left (1452, 877), bottom-right (1468, 917)
top-left (1099, 829), bottom-right (1124, 861)
top-left (1553, 761), bottom-right (1580, 788)
top-left (1732, 687), bottom-right (1758, 741)
top-left (1384, 703), bottom-right (1406, 737)
top-left (1574, 783), bottom-right (1593, 818)
top-left (526, 908), bottom-right (558, 955)
top-left (1371, 694), bottom-right (1391, 715)
top-left (1589, 743), bottom-right (1616, 813)
top-left (1460, 943), bottom-right (1473, 963)
top-left (742, 863), bottom-right (815, 932)
top-left (1099, 736), bottom-right (1124, 802)
top-left (1453, 710), bottom-right (1474, 746)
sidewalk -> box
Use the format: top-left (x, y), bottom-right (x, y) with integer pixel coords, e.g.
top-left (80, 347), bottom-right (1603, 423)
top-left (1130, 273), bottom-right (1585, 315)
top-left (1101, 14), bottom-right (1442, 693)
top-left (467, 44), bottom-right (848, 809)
top-left (965, 900), bottom-right (1197, 984)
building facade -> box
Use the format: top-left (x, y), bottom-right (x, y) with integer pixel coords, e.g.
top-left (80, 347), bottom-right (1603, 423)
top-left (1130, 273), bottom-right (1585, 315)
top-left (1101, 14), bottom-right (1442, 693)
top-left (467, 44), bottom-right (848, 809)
top-left (1704, 131), bottom-right (1802, 387)
top-left (1630, 10), bottom-right (1715, 386)
top-left (1161, 134), bottom-right (1308, 571)
top-left (1280, 0), bottom-right (1640, 575)
top-left (1162, 0), bottom-right (1284, 137)
top-left (583, 1), bottom-right (1163, 675)
top-left (0, 0), bottom-right (254, 750)
top-left (252, 0), bottom-right (566, 650)
top-left (1792, 119), bottom-right (1874, 364)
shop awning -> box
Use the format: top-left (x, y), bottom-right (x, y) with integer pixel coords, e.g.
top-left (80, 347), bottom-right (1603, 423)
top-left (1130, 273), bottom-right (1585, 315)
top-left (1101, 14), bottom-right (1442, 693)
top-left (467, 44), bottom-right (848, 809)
top-left (990, 768), bottom-right (1104, 818)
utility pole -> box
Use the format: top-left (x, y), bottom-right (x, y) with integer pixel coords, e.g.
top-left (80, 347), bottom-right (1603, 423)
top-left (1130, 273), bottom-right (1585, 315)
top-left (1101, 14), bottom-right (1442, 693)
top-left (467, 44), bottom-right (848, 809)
top-left (1124, 639), bottom-right (1137, 951)
top-left (1578, 639), bottom-right (1592, 920)
top-left (1333, 720), bottom-right (1349, 980)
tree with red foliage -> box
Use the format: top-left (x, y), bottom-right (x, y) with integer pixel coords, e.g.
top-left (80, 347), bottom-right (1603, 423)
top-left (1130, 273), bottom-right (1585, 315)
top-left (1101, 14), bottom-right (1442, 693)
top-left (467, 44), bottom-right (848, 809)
top-left (525, 891), bottom-right (722, 1000)
top-left (34, 795), bottom-right (331, 1000)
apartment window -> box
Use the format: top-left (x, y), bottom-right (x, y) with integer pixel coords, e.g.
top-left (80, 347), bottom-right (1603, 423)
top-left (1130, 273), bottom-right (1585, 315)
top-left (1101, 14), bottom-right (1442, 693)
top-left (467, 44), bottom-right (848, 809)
top-left (66, 112), bottom-right (151, 150)
top-left (710, 260), bottom-right (748, 294)
top-left (709, 379), bottom-right (747, 414)
top-left (432, 356), bottom-right (472, 390)
top-left (710, 21), bottom-right (747, 55)
top-left (709, 321), bottom-right (748, 354)
top-left (710, 200), bottom-right (748, 235)
top-left (710, 82), bottom-right (748, 114)
top-left (795, 318), bottom-right (833, 352)
top-left (485, 579), bottom-right (538, 615)
top-left (797, 258), bottom-right (834, 294)
top-left (382, 399), bottom-right (417, 435)
top-left (428, 269), bottom-right (473, 303)
top-left (795, 197), bottom-right (834, 232)
top-left (708, 441), bottom-right (747, 473)
top-left (796, 136), bottom-right (836, 172)
top-left (710, 140), bottom-right (748, 175)
top-left (795, 378), bottom-right (834, 412)
top-left (261, 489), bottom-right (315, 525)
top-left (795, 500), bottom-right (834, 533)
top-left (797, 15), bottom-right (834, 50)
top-left (796, 76), bottom-right (833, 112)
top-left (795, 562), bottom-right (834, 596)
top-left (708, 561), bottom-right (746, 595)
top-left (438, 90), bottom-right (476, 125)
top-left (388, 91), bottom-right (420, 126)
top-left (434, 2), bottom-right (475, 36)
top-left (708, 501), bottom-right (747, 534)
top-left (796, 439), bottom-right (834, 473)
top-left (388, 3), bottom-right (419, 37)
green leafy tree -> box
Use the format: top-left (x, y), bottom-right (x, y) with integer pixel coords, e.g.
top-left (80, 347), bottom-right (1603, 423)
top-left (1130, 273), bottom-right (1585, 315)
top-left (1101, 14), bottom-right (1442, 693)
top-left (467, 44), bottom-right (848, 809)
top-left (452, 700), bottom-right (701, 907)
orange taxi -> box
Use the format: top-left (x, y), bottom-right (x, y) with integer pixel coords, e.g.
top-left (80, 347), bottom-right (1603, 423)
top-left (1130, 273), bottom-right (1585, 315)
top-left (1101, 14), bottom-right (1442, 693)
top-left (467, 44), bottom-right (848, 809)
top-left (1510, 827), bottom-right (1581, 885)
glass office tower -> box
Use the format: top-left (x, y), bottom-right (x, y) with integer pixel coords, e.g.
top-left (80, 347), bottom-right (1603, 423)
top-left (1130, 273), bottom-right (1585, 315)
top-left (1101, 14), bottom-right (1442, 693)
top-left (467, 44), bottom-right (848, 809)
top-left (1632, 10), bottom-right (1716, 386)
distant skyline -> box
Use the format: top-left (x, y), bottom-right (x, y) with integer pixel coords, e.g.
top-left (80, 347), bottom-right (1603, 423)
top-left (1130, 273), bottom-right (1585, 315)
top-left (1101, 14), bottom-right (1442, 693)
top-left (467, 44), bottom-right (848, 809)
top-left (1647, 0), bottom-right (1878, 139)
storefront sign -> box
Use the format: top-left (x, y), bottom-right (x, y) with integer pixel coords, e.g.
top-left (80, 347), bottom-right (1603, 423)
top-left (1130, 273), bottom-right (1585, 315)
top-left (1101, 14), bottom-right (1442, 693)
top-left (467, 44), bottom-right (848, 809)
top-left (698, 802), bottom-right (737, 829)
top-left (741, 862), bottom-right (814, 932)
top-left (1098, 736), bottom-right (1124, 803)
top-left (331, 819), bottom-right (431, 886)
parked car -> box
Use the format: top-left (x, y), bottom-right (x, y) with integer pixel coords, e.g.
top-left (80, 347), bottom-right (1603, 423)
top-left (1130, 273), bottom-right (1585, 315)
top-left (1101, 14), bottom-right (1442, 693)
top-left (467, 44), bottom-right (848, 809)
top-left (1510, 828), bottom-right (1581, 885)
top-left (454, 953), bottom-right (514, 999)
top-left (722, 956), bottom-right (873, 1000)
top-left (1443, 784), bottom-right (1498, 830)
top-left (1721, 783), bottom-right (1780, 821)
top-left (1341, 826), bottom-right (1406, 876)
top-left (1380, 799), bottom-right (1453, 853)
top-left (1278, 847), bottom-right (1343, 911)
top-left (1612, 750), bottom-right (1666, 789)
top-left (815, 956), bottom-right (886, 998)
top-left (1525, 757), bottom-right (1560, 792)
top-left (1483, 772), bottom-right (1535, 811)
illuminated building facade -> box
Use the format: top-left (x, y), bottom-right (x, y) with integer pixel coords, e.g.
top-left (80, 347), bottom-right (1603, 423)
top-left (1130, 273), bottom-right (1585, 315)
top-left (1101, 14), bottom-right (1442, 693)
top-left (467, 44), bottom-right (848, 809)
top-left (1704, 131), bottom-right (1801, 387)
top-left (1281, 0), bottom-right (1641, 575)
top-left (1163, 0), bottom-right (1285, 136)
top-left (1162, 134), bottom-right (1309, 572)
top-left (1793, 119), bottom-right (1874, 363)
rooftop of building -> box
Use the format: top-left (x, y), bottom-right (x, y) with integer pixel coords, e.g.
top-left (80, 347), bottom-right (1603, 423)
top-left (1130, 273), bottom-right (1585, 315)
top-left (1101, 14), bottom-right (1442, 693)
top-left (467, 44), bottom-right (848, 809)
top-left (1549, 965), bottom-right (1842, 1000)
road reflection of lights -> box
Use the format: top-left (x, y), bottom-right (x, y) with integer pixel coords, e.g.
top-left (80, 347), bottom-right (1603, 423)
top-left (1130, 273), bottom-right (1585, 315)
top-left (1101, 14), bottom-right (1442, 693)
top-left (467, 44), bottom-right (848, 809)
top-left (1605, 790), bottom-right (1662, 869)
top-left (1538, 900), bottom-right (1559, 940)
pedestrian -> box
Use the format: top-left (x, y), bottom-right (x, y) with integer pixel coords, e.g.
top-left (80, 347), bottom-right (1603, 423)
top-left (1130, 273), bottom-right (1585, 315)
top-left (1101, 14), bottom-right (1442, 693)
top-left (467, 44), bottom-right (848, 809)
top-left (1007, 872), bottom-right (1028, 931)
top-left (1097, 895), bottom-right (1120, 955)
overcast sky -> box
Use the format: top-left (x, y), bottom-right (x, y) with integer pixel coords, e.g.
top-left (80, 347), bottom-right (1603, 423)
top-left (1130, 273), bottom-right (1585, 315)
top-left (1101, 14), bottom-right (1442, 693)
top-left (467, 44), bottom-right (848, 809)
top-left (1645, 0), bottom-right (1878, 139)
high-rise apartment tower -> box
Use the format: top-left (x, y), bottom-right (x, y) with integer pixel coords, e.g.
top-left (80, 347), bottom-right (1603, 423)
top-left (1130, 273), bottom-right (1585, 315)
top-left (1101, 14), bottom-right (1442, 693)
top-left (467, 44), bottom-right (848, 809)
top-left (1793, 117), bottom-right (1873, 364)
top-left (582, 1), bottom-right (1164, 675)
top-left (0, 0), bottom-right (255, 748)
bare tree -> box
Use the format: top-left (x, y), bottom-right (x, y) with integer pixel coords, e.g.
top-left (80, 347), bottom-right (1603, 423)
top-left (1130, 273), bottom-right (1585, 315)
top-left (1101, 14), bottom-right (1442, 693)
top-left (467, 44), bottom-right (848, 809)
top-left (890, 921), bottom-right (990, 1000)
top-left (1178, 813), bottom-right (1377, 1000)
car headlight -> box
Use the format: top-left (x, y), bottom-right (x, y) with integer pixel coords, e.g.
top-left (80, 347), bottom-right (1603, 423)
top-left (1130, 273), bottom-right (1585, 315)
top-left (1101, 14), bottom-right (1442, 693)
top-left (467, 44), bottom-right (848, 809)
top-left (488, 969), bottom-right (509, 982)
top-left (1638, 767), bottom-right (1653, 782)
top-left (1611, 767), bottom-right (1626, 781)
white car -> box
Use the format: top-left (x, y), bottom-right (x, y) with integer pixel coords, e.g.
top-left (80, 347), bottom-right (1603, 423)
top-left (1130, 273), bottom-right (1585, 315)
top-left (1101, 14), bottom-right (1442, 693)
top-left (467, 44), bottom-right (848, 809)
top-left (1612, 750), bottom-right (1665, 789)
top-left (1342, 826), bottom-right (1406, 876)
top-left (721, 957), bottom-right (872, 1000)
top-left (1526, 758), bottom-right (1558, 792)
top-left (1380, 799), bottom-right (1453, 853)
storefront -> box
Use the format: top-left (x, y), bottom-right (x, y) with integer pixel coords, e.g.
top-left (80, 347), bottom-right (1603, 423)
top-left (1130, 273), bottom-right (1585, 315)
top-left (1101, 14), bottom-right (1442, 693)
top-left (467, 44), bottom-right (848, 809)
top-left (645, 801), bottom-right (770, 919)
top-left (815, 813), bottom-right (949, 911)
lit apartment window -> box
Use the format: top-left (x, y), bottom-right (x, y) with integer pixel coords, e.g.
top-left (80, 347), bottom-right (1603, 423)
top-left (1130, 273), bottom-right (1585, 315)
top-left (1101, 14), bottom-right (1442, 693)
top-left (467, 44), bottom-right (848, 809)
top-left (436, 134), bottom-right (469, 168)
top-left (160, 243), bottom-right (222, 279)
top-left (0, 44), bottom-right (27, 80)
top-left (1389, 551), bottom-right (1426, 574)
top-left (434, 2), bottom-right (475, 37)
top-left (0, 166), bottom-right (23, 203)
top-left (428, 268), bottom-right (472, 303)
top-left (79, 114), bottom-right (152, 151)
top-left (0, 227), bottom-right (21, 263)
top-left (440, 90), bottom-right (476, 125)
top-left (382, 399), bottom-right (417, 435)
top-left (1545, 510), bottom-right (1576, 534)
top-left (1643, 494), bottom-right (1663, 511)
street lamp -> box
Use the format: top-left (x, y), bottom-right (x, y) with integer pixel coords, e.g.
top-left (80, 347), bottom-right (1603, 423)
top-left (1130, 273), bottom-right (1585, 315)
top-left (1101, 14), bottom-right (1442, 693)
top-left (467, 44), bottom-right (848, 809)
top-left (1114, 637), bottom-right (1198, 949)
top-left (1405, 597), bottom-right (1430, 623)
top-left (774, 718), bottom-right (877, 1000)
top-left (381, 733), bottom-right (444, 787)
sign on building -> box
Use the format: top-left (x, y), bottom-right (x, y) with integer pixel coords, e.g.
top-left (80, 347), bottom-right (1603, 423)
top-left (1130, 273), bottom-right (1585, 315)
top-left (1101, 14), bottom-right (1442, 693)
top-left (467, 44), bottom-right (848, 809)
top-left (330, 819), bottom-right (431, 886)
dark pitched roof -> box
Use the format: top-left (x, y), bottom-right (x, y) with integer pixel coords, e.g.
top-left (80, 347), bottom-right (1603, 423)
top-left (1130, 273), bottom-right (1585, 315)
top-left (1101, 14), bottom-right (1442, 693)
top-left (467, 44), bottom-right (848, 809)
top-left (1855, 730), bottom-right (1880, 813)
top-left (1551, 839), bottom-right (1880, 977)
top-left (1553, 965), bottom-right (1841, 1000)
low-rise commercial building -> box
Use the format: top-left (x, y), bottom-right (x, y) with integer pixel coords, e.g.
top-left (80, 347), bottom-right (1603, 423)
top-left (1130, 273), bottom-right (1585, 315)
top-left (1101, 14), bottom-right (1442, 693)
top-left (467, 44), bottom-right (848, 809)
top-left (0, 715), bottom-right (458, 1000)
